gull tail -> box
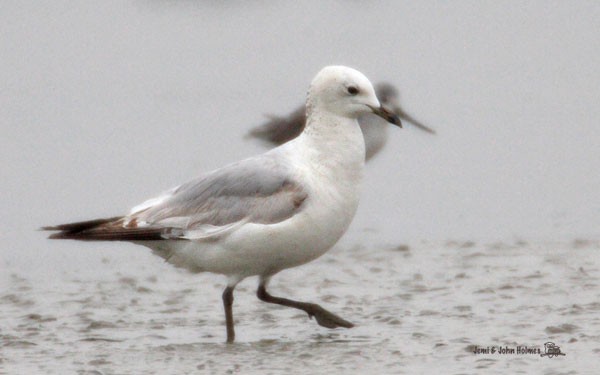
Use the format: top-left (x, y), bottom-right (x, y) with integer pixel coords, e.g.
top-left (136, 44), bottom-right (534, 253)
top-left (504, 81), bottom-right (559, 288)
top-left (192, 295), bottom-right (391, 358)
top-left (41, 216), bottom-right (167, 241)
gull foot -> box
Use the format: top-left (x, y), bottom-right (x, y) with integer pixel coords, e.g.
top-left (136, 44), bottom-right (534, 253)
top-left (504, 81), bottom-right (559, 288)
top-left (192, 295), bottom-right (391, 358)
top-left (307, 304), bottom-right (354, 329)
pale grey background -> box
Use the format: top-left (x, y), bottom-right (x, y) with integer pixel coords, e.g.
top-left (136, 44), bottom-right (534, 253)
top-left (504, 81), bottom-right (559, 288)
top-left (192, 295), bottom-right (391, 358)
top-left (2, 2), bottom-right (599, 246)
top-left (1, 1), bottom-right (599, 374)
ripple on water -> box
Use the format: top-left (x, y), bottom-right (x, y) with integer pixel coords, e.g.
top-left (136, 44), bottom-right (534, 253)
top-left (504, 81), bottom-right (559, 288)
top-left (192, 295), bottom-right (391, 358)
top-left (572, 238), bottom-right (600, 249)
top-left (545, 324), bottom-right (579, 334)
top-left (23, 313), bottom-right (57, 323)
top-left (88, 358), bottom-right (112, 366)
top-left (1, 293), bottom-right (34, 308)
top-left (454, 305), bottom-right (471, 312)
top-left (79, 337), bottom-right (124, 343)
top-left (85, 320), bottom-right (119, 331)
top-left (1, 335), bottom-right (37, 349)
top-left (584, 302), bottom-right (600, 311)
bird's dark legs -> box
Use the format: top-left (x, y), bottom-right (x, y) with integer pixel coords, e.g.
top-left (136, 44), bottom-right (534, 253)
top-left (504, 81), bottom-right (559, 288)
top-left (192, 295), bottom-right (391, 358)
top-left (222, 286), bottom-right (235, 343)
top-left (256, 284), bottom-right (353, 329)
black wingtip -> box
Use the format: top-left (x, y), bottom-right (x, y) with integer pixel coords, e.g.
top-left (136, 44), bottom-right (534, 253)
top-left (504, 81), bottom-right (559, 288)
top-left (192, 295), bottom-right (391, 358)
top-left (41, 216), bottom-right (124, 239)
top-left (41, 216), bottom-right (180, 242)
top-left (42, 217), bottom-right (123, 231)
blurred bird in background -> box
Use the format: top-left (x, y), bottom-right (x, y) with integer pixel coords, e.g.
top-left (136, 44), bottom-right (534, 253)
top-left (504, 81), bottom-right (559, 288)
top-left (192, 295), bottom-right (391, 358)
top-left (247, 82), bottom-right (436, 161)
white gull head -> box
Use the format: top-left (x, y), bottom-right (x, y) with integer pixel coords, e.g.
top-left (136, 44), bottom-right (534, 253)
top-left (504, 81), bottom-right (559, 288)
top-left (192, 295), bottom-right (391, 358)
top-left (305, 66), bottom-right (402, 126)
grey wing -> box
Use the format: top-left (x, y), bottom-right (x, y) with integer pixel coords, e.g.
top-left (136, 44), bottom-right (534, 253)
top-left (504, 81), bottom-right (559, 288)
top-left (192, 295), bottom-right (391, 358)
top-left (396, 106), bottom-right (436, 134)
top-left (375, 82), bottom-right (436, 135)
top-left (128, 154), bottom-right (308, 240)
top-left (246, 105), bottom-right (306, 146)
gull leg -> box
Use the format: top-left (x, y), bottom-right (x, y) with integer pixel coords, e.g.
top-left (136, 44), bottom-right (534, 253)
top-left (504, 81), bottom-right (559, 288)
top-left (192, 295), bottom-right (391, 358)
top-left (222, 286), bottom-right (235, 343)
top-left (256, 283), bottom-right (353, 329)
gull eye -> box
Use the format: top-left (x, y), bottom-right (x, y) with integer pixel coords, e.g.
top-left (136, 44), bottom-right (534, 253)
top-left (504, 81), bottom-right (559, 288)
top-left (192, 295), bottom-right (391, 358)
top-left (347, 86), bottom-right (359, 95)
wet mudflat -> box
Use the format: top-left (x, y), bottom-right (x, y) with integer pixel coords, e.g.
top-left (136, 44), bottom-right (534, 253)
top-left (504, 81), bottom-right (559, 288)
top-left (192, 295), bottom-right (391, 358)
top-left (2, 239), bottom-right (598, 374)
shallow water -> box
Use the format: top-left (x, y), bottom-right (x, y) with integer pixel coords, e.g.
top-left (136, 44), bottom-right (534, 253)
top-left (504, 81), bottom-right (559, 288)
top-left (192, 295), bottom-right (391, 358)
top-left (2, 239), bottom-right (598, 374)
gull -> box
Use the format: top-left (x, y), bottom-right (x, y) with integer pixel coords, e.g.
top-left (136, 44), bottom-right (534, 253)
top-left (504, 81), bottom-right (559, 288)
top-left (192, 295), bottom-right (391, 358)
top-left (43, 66), bottom-right (402, 343)
top-left (246, 82), bottom-right (435, 161)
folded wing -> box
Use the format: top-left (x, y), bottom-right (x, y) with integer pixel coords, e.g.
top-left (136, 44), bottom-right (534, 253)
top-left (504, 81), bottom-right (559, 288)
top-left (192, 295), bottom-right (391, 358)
top-left (44, 154), bottom-right (308, 242)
